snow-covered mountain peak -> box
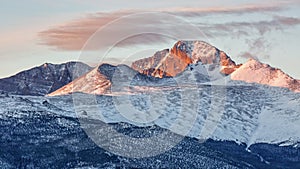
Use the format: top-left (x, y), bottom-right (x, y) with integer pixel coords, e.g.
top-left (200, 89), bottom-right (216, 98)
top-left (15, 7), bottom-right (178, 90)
top-left (175, 40), bottom-right (219, 64)
top-left (243, 58), bottom-right (269, 69)
top-left (231, 59), bottom-right (300, 92)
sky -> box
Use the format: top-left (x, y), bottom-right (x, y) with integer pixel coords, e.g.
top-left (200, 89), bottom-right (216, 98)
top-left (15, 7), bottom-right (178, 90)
top-left (0, 0), bottom-right (299, 79)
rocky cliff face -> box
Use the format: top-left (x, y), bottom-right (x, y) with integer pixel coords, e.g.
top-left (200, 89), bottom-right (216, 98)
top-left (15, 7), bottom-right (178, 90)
top-left (131, 48), bottom-right (191, 78)
top-left (132, 41), bottom-right (241, 78)
top-left (0, 62), bottom-right (92, 96)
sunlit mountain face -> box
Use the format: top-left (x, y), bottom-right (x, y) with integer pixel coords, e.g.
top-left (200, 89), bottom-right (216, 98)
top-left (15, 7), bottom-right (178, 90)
top-left (0, 39), bottom-right (299, 168)
top-left (131, 41), bottom-right (241, 78)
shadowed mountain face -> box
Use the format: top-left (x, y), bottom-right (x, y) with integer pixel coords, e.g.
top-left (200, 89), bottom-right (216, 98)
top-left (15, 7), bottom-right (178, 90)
top-left (48, 64), bottom-right (179, 96)
top-left (0, 62), bottom-right (92, 96)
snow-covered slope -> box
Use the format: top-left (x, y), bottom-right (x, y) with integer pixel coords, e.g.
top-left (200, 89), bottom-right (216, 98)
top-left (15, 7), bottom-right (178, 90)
top-left (1, 92), bottom-right (298, 168)
top-left (231, 59), bottom-right (300, 92)
top-left (48, 81), bottom-right (300, 147)
top-left (2, 81), bottom-right (300, 147)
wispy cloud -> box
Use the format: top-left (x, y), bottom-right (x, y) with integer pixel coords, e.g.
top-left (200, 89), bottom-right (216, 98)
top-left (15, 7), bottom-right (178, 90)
top-left (39, 2), bottom-right (299, 51)
top-left (231, 16), bottom-right (300, 60)
top-left (238, 37), bottom-right (271, 60)
top-left (196, 16), bottom-right (300, 37)
top-left (193, 15), bottom-right (300, 60)
top-left (39, 11), bottom-right (131, 50)
top-left (239, 52), bottom-right (259, 60)
top-left (165, 4), bottom-right (284, 16)
top-left (39, 11), bottom-right (183, 50)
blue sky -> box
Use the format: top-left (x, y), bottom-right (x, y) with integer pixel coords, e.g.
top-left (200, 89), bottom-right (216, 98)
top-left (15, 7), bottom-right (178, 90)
top-left (0, 0), bottom-right (299, 78)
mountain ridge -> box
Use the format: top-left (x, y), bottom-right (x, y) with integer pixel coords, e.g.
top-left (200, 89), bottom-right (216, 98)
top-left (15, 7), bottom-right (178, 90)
top-left (0, 61), bottom-right (92, 96)
top-left (1, 41), bottom-right (299, 96)
top-left (47, 63), bottom-right (174, 96)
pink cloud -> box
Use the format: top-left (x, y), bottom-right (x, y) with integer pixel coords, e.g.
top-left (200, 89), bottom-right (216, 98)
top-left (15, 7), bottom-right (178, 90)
top-left (38, 2), bottom-right (299, 51)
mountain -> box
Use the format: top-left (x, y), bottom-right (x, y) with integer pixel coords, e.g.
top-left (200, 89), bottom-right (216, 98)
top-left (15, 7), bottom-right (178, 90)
top-left (6, 41), bottom-right (299, 96)
top-left (231, 59), bottom-right (300, 92)
top-left (131, 41), bottom-right (241, 78)
top-left (0, 62), bottom-right (92, 96)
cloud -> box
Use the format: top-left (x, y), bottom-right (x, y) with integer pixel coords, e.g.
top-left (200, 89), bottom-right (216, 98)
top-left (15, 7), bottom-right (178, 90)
top-left (232, 16), bottom-right (300, 61)
top-left (238, 37), bottom-right (271, 60)
top-left (236, 16), bottom-right (300, 35)
top-left (39, 10), bottom-right (210, 51)
top-left (39, 11), bottom-right (190, 50)
top-left (39, 11), bottom-right (132, 50)
top-left (247, 38), bottom-right (270, 52)
top-left (239, 52), bottom-right (259, 60)
top-left (39, 2), bottom-right (299, 51)
top-left (165, 4), bottom-right (284, 17)
top-left (196, 16), bottom-right (300, 38)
